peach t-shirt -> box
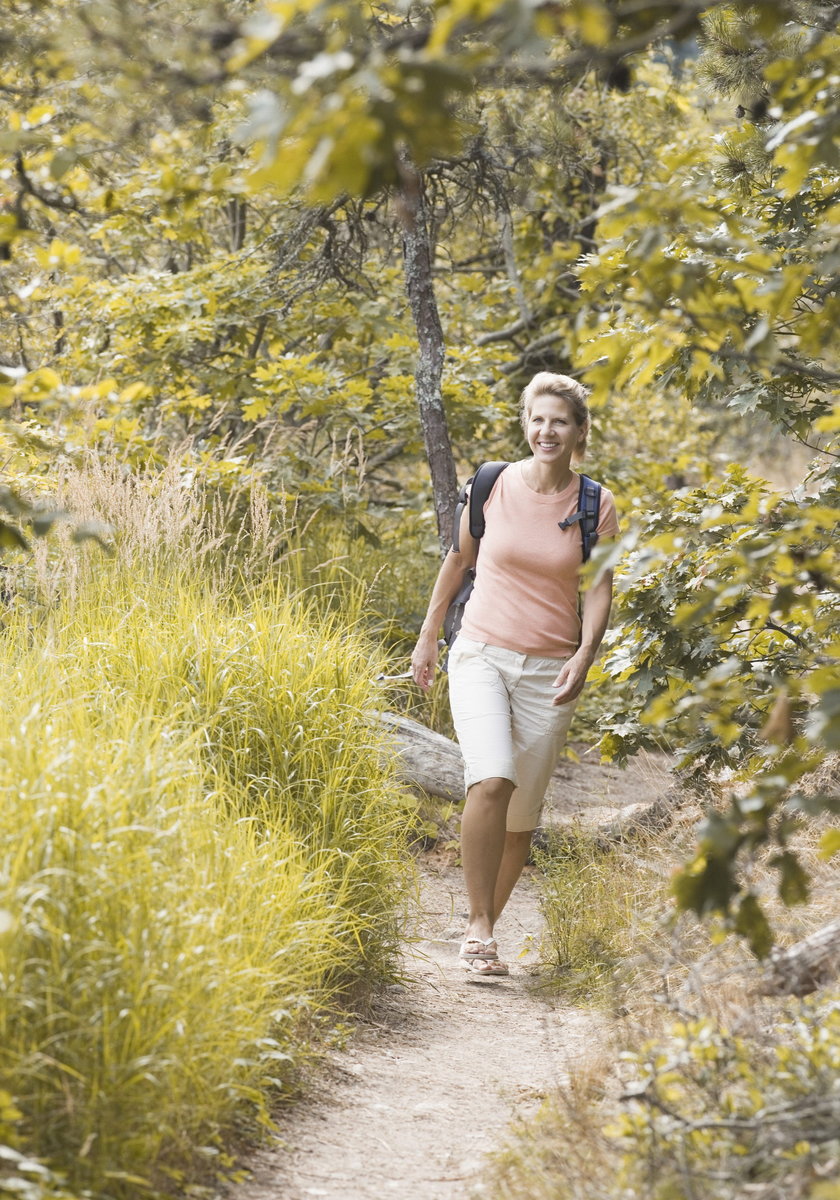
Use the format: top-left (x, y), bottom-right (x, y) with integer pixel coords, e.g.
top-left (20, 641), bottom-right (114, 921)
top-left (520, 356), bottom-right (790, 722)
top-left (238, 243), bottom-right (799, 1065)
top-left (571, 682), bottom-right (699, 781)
top-left (459, 461), bottom-right (620, 658)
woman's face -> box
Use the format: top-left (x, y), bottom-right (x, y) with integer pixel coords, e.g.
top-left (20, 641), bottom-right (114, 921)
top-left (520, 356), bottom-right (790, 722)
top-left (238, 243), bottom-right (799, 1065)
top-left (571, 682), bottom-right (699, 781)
top-left (525, 393), bottom-right (585, 466)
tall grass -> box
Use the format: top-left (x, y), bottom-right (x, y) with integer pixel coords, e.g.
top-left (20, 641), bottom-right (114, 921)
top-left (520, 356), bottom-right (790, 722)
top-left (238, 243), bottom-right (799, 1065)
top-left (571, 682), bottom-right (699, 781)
top-left (0, 461), bottom-right (412, 1197)
top-left (535, 829), bottom-right (662, 1005)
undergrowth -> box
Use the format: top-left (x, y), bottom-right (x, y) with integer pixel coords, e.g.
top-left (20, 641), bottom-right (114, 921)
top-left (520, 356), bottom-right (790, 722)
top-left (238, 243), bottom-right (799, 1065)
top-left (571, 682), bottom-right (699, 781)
top-left (491, 790), bottom-right (840, 1200)
top-left (0, 459), bottom-right (413, 1198)
top-left (535, 828), bottom-right (665, 1006)
top-left (489, 995), bottom-right (840, 1200)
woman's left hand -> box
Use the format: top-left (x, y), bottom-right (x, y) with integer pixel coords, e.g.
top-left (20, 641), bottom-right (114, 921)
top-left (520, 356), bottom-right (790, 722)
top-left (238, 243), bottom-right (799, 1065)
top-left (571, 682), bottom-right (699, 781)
top-left (551, 652), bottom-right (593, 705)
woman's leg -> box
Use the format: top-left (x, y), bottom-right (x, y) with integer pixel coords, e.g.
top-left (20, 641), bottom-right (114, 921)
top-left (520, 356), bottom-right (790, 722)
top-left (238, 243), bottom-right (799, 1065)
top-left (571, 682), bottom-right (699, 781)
top-left (460, 776), bottom-right (514, 942)
top-left (493, 829), bottom-right (534, 921)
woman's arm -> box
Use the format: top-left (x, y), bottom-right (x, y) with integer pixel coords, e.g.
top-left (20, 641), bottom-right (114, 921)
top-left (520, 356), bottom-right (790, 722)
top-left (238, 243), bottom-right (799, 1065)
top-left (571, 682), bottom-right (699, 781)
top-left (551, 563), bottom-right (614, 705)
top-left (410, 506), bottom-right (477, 692)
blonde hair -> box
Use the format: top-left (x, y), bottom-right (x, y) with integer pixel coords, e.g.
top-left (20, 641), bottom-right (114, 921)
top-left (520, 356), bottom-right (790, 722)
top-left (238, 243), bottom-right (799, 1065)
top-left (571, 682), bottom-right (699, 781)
top-left (519, 372), bottom-right (591, 459)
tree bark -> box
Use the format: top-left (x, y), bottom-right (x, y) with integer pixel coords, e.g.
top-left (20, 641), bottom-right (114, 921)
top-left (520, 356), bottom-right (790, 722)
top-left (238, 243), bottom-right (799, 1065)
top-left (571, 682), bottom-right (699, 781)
top-left (759, 918), bottom-right (840, 997)
top-left (377, 711), bottom-right (465, 804)
top-left (594, 780), bottom-right (694, 847)
top-left (396, 158), bottom-right (458, 556)
top-left (228, 196), bottom-right (247, 251)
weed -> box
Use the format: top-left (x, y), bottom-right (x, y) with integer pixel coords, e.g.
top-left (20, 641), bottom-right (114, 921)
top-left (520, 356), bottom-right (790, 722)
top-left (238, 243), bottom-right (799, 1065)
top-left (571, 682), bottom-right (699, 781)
top-left (535, 828), bottom-right (663, 1005)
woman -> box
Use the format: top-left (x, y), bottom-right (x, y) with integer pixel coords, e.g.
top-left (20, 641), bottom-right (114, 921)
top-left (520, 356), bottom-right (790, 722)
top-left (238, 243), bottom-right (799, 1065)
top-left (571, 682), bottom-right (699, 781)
top-left (411, 372), bottom-right (620, 978)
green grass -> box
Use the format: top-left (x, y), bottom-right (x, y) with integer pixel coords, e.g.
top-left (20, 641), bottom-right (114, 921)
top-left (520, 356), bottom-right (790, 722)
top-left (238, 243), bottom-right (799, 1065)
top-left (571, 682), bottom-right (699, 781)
top-left (0, 526), bottom-right (412, 1196)
top-left (535, 829), bottom-right (662, 1005)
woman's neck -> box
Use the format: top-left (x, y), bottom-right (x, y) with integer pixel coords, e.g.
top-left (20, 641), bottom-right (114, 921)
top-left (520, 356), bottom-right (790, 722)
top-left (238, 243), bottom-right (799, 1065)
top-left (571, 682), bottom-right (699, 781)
top-left (521, 458), bottom-right (576, 495)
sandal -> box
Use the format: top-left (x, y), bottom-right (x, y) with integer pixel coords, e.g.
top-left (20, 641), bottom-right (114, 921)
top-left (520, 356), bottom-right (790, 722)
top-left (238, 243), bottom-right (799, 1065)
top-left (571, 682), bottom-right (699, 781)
top-left (459, 937), bottom-right (499, 962)
top-left (462, 956), bottom-right (510, 979)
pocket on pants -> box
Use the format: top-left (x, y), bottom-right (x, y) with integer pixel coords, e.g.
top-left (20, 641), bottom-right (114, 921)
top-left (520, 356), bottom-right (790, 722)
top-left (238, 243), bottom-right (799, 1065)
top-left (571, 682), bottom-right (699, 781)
top-left (538, 693), bottom-right (578, 735)
top-left (448, 636), bottom-right (486, 666)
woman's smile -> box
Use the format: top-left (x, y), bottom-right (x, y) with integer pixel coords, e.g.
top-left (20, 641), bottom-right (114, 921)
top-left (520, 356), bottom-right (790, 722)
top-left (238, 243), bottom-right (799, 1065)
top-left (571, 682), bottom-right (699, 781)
top-left (526, 394), bottom-right (584, 468)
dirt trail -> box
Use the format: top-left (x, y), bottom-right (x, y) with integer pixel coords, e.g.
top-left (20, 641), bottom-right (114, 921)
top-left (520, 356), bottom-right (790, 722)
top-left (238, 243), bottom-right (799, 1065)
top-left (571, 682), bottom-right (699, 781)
top-left (234, 750), bottom-right (668, 1200)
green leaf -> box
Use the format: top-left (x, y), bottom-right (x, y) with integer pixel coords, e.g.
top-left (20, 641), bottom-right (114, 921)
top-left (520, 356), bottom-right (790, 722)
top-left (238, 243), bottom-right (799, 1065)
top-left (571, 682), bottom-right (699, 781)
top-left (0, 486), bottom-right (27, 518)
top-left (733, 893), bottom-right (773, 959)
top-left (0, 522), bottom-right (30, 551)
top-left (807, 688), bottom-right (840, 750)
top-left (49, 147), bottom-right (76, 180)
top-left (30, 510), bottom-right (65, 537)
top-left (672, 851), bottom-right (738, 916)
top-left (71, 521), bottom-right (115, 555)
top-left (771, 851), bottom-right (809, 907)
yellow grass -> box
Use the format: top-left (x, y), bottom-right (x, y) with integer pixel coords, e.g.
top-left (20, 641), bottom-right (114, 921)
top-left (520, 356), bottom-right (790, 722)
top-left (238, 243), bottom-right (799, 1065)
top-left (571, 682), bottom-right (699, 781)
top-left (0, 461), bottom-right (413, 1197)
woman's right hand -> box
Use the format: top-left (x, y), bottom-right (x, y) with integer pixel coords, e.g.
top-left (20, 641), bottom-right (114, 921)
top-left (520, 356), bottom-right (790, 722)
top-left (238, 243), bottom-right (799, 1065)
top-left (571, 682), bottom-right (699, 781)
top-left (411, 632), bottom-right (440, 692)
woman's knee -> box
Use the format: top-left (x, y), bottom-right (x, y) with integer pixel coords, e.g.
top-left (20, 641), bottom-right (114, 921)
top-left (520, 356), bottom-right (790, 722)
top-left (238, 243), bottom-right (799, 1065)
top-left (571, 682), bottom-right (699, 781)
top-left (467, 776), bottom-right (514, 804)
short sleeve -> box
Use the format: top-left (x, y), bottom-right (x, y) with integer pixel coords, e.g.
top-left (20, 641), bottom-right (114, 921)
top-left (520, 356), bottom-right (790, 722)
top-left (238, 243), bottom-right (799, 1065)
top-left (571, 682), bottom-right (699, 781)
top-left (596, 486), bottom-right (621, 539)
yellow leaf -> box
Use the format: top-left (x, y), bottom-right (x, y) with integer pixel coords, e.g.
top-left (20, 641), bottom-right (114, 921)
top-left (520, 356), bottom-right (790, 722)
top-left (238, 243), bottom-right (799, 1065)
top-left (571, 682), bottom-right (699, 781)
top-left (24, 104), bottom-right (54, 126)
top-left (818, 829), bottom-right (840, 861)
top-left (33, 239), bottom-right (82, 268)
top-left (814, 405), bottom-right (840, 433)
top-left (120, 382), bottom-right (152, 404)
top-left (21, 367), bottom-right (61, 395)
top-left (242, 397), bottom-right (271, 421)
top-left (564, 0), bottom-right (612, 46)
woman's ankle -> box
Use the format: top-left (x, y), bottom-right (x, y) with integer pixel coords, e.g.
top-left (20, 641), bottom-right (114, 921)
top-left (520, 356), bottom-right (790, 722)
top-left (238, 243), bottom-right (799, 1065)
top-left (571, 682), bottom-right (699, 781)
top-left (465, 920), bottom-right (494, 942)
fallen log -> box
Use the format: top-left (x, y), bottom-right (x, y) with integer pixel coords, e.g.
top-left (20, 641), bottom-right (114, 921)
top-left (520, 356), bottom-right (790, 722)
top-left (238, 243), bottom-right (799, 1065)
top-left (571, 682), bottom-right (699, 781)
top-left (376, 711), bottom-right (465, 804)
top-left (594, 781), bottom-right (693, 845)
top-left (759, 917), bottom-right (840, 997)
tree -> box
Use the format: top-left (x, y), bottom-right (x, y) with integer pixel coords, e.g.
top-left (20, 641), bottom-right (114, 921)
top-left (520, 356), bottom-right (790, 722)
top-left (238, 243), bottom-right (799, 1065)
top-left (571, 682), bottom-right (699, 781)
top-left (3, 0), bottom-right (837, 944)
top-left (576, 4), bottom-right (839, 949)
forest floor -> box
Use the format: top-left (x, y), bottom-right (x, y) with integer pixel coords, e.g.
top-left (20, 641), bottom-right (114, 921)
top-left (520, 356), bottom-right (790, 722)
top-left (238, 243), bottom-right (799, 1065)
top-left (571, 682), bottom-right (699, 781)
top-left (232, 747), bottom-right (671, 1200)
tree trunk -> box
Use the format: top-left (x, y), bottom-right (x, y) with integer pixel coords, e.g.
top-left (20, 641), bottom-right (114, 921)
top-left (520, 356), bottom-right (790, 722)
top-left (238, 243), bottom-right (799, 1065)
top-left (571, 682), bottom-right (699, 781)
top-left (228, 196), bottom-right (247, 252)
top-left (759, 918), bottom-right (840, 997)
top-left (396, 159), bottom-right (458, 556)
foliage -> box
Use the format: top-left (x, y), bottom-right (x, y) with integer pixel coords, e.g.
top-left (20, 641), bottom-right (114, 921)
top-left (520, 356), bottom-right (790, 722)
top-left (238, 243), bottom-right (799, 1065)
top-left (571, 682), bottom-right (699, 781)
top-left (604, 1001), bottom-right (840, 1199)
top-left (0, 0), bottom-right (715, 528)
top-left (593, 456), bottom-right (839, 951)
top-left (578, 7), bottom-right (840, 433)
top-left (564, 2), bottom-right (840, 945)
top-left (488, 996), bottom-right (840, 1200)
top-left (0, 470), bottom-right (411, 1198)
top-left (2, 0), bottom-right (838, 947)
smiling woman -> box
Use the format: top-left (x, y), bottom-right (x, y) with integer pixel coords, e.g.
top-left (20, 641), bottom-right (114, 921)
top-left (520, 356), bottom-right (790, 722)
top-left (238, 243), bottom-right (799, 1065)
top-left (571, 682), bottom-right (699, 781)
top-left (410, 371), bottom-right (621, 979)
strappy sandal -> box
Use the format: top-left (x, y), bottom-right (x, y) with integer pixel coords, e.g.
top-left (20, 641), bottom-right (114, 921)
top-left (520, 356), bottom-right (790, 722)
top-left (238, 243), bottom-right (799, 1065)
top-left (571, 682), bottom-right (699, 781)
top-left (459, 937), bottom-right (499, 962)
top-left (462, 956), bottom-right (510, 979)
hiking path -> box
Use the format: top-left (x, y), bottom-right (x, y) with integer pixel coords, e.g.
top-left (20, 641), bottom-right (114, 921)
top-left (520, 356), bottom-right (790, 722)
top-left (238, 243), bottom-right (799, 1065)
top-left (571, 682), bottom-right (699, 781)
top-left (232, 748), bottom-right (669, 1200)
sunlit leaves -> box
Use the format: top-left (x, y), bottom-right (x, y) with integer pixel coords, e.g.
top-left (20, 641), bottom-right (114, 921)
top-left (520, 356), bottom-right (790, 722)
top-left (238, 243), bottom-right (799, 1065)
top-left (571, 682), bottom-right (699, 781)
top-left (597, 458), bottom-right (839, 941)
top-left (610, 1000), bottom-right (840, 1194)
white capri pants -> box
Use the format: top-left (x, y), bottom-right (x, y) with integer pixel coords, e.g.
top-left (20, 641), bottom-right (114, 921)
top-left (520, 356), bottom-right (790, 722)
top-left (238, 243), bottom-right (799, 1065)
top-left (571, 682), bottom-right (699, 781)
top-left (447, 636), bottom-right (578, 832)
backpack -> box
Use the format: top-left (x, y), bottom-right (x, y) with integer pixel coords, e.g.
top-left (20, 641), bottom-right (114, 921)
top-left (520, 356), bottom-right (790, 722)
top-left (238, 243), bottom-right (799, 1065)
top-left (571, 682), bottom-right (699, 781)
top-left (442, 462), bottom-right (602, 651)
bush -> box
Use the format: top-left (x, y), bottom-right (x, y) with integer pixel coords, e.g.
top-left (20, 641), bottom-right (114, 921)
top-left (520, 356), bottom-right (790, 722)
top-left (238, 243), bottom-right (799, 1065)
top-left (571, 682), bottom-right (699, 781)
top-left (488, 995), bottom-right (840, 1200)
top-left (0, 543), bottom-right (410, 1196)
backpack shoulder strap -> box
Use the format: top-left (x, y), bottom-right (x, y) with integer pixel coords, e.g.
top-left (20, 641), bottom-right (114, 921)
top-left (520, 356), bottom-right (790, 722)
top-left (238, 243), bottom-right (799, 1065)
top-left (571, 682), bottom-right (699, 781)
top-left (451, 461), bottom-right (509, 551)
top-left (578, 474), bottom-right (602, 563)
top-left (468, 461), bottom-right (509, 541)
top-left (557, 473), bottom-right (602, 561)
